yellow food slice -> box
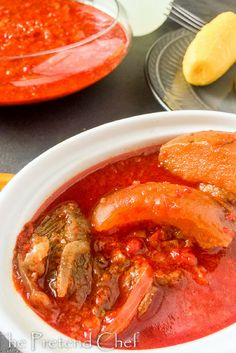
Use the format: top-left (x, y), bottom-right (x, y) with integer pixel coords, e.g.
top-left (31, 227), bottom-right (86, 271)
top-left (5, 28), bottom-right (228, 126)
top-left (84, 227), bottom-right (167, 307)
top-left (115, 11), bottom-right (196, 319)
top-left (0, 173), bottom-right (14, 191)
top-left (183, 12), bottom-right (236, 86)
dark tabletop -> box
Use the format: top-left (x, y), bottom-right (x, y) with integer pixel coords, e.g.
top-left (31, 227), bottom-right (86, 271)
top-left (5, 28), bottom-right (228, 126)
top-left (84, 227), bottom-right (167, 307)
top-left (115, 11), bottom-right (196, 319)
top-left (1, 0), bottom-right (235, 352)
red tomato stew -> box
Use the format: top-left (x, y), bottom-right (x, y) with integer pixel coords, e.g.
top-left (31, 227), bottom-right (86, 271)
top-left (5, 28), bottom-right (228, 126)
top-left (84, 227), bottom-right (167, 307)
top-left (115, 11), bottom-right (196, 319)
top-left (0, 0), bottom-right (129, 105)
top-left (13, 131), bottom-right (236, 349)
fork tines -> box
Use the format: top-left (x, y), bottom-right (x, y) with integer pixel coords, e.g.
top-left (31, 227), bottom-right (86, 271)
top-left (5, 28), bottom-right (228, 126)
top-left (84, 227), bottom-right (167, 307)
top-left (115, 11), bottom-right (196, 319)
top-left (167, 3), bottom-right (206, 33)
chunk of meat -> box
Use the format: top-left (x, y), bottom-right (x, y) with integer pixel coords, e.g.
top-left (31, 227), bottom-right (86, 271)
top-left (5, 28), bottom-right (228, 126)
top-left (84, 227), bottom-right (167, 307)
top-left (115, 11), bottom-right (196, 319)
top-left (199, 183), bottom-right (236, 214)
top-left (92, 182), bottom-right (236, 248)
top-left (17, 254), bottom-right (51, 309)
top-left (93, 267), bottom-right (120, 316)
top-left (70, 252), bottom-right (92, 307)
top-left (100, 259), bottom-right (154, 341)
top-left (56, 240), bottom-right (91, 303)
top-left (35, 202), bottom-right (90, 242)
top-left (45, 204), bottom-right (91, 304)
top-left (21, 202), bottom-right (92, 306)
top-left (77, 257), bottom-right (130, 337)
top-left (159, 131), bottom-right (236, 195)
top-left (154, 269), bottom-right (182, 287)
top-left (91, 250), bottom-right (130, 318)
top-left (137, 285), bottom-right (159, 317)
top-left (23, 235), bottom-right (49, 276)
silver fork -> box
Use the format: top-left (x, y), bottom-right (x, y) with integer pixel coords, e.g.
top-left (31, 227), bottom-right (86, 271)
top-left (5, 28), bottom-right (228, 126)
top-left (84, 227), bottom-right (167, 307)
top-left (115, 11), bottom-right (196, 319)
top-left (167, 3), bottom-right (206, 33)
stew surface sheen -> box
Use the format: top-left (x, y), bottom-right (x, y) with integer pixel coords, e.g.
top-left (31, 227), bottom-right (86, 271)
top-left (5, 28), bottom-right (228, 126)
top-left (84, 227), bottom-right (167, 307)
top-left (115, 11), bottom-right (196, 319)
top-left (13, 147), bottom-right (236, 349)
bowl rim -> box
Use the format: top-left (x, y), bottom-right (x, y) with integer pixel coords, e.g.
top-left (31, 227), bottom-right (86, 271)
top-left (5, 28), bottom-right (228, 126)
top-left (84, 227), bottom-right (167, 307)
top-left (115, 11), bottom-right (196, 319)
top-left (0, 0), bottom-right (126, 61)
top-left (0, 110), bottom-right (235, 353)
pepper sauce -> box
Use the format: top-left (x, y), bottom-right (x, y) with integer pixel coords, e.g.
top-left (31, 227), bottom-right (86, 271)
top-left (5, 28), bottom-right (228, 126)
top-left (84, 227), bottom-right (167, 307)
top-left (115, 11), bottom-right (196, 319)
top-left (0, 0), bottom-right (129, 104)
top-left (13, 148), bottom-right (236, 349)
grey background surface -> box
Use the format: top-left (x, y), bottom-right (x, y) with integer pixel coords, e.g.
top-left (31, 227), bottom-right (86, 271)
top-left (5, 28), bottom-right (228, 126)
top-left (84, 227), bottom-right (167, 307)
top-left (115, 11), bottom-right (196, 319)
top-left (1, 0), bottom-right (236, 352)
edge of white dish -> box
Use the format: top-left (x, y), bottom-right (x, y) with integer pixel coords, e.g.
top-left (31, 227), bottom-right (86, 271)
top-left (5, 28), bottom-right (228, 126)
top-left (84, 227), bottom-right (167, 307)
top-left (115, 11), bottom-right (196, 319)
top-left (0, 110), bottom-right (235, 353)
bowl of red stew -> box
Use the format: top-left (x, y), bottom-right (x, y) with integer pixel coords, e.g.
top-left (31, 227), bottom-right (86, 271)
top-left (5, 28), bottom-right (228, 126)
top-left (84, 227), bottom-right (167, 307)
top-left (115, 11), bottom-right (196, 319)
top-left (0, 110), bottom-right (235, 353)
top-left (0, 0), bottom-right (131, 105)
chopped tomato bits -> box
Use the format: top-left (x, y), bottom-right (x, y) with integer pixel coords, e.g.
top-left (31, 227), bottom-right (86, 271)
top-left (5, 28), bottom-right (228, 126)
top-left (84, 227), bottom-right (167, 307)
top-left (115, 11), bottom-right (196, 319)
top-left (13, 147), bottom-right (236, 349)
top-left (0, 0), bottom-right (129, 104)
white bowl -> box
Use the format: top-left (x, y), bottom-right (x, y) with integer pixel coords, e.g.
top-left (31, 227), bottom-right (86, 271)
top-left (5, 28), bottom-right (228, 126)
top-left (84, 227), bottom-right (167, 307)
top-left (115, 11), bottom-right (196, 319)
top-left (0, 110), bottom-right (235, 353)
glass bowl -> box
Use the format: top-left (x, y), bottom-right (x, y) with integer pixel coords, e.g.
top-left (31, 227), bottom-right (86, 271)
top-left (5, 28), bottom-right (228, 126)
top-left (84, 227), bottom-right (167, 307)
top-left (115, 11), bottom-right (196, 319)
top-left (0, 0), bottom-right (131, 105)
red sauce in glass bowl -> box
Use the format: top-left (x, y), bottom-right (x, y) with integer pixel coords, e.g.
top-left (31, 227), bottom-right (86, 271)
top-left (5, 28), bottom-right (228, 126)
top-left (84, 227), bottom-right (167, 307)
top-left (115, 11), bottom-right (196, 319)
top-left (13, 147), bottom-right (236, 349)
top-left (0, 0), bottom-right (130, 104)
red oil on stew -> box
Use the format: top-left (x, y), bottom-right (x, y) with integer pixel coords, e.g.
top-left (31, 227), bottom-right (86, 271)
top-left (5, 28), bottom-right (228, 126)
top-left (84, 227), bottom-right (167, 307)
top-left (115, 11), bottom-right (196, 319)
top-left (0, 0), bottom-right (129, 104)
top-left (13, 147), bottom-right (236, 349)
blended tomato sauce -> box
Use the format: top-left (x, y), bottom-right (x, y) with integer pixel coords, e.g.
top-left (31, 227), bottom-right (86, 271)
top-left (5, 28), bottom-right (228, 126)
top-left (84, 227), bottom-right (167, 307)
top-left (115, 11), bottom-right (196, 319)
top-left (0, 0), bottom-right (129, 104)
top-left (13, 148), bottom-right (236, 349)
